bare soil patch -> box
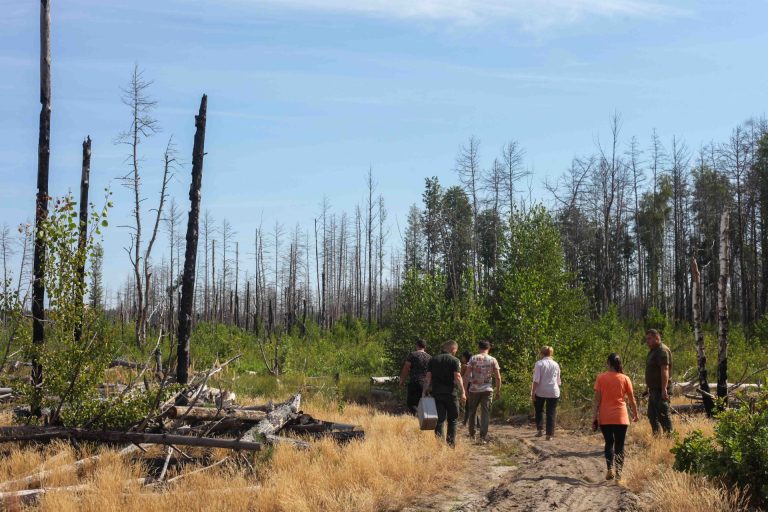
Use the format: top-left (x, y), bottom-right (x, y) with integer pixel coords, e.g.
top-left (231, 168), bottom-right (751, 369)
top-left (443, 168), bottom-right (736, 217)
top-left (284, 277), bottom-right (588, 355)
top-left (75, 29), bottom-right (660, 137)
top-left (406, 424), bottom-right (641, 512)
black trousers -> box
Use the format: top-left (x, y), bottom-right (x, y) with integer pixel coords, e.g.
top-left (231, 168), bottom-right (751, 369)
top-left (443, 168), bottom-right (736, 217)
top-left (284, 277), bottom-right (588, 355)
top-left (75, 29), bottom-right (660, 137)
top-left (534, 396), bottom-right (559, 436)
top-left (600, 424), bottom-right (628, 470)
top-left (433, 393), bottom-right (459, 446)
top-left (406, 382), bottom-right (423, 414)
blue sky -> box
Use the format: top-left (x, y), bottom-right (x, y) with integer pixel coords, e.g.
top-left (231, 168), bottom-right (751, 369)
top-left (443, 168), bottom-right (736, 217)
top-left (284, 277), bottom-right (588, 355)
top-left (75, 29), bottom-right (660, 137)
top-left (1, 0), bottom-right (766, 296)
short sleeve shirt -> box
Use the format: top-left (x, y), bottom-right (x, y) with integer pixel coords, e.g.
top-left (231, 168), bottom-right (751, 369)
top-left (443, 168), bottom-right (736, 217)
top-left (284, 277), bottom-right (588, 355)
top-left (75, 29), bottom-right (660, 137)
top-left (466, 354), bottom-right (500, 393)
top-left (532, 358), bottom-right (561, 398)
top-left (595, 372), bottom-right (634, 425)
top-left (428, 353), bottom-right (461, 397)
top-left (406, 351), bottom-right (431, 385)
top-left (645, 343), bottom-right (672, 391)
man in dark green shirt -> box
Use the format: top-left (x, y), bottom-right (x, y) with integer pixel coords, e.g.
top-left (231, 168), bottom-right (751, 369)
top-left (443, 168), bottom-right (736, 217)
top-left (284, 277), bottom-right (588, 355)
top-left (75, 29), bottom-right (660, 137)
top-left (645, 329), bottom-right (673, 435)
top-left (423, 340), bottom-right (466, 446)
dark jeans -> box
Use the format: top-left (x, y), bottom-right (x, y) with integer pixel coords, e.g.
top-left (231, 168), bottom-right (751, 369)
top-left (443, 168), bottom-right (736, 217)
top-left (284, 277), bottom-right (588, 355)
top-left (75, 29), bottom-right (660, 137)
top-left (600, 424), bottom-right (628, 471)
top-left (647, 389), bottom-right (673, 435)
top-left (406, 382), bottom-right (423, 414)
top-left (534, 396), bottom-right (559, 436)
top-left (434, 393), bottom-right (459, 446)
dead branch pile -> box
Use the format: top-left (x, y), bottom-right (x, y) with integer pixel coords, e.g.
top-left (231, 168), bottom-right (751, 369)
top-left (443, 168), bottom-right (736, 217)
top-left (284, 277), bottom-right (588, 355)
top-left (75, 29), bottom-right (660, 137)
top-left (0, 359), bottom-right (364, 505)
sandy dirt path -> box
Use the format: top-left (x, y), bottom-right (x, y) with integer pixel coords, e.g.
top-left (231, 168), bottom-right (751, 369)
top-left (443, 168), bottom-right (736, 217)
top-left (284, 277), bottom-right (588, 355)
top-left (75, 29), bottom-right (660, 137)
top-left (405, 424), bottom-right (641, 512)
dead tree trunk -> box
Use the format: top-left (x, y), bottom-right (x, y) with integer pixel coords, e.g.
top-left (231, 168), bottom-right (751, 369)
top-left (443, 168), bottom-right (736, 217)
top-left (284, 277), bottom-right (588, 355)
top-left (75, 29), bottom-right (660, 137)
top-left (177, 95), bottom-right (208, 385)
top-left (691, 257), bottom-right (714, 416)
top-left (717, 211), bottom-right (730, 407)
top-left (31, 0), bottom-right (52, 413)
top-left (74, 136), bottom-right (91, 343)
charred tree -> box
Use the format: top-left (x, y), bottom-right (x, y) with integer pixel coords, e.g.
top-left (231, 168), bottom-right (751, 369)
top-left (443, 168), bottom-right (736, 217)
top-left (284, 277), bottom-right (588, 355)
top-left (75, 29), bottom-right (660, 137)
top-left (177, 94), bottom-right (207, 385)
top-left (691, 257), bottom-right (714, 416)
top-left (74, 136), bottom-right (91, 343)
top-left (31, 0), bottom-right (52, 410)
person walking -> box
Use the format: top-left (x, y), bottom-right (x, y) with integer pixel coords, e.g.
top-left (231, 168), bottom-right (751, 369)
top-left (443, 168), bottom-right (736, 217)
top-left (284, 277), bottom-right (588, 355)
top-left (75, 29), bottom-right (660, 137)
top-left (459, 350), bottom-right (472, 426)
top-left (530, 346), bottom-right (561, 440)
top-left (465, 340), bottom-right (501, 443)
top-left (644, 329), bottom-right (673, 435)
top-left (423, 340), bottom-right (466, 446)
top-left (592, 353), bottom-right (639, 481)
top-left (399, 339), bottom-right (432, 415)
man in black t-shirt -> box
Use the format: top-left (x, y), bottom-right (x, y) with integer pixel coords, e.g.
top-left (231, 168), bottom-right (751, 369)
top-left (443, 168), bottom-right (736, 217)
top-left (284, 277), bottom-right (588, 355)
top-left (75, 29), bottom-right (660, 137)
top-left (423, 340), bottom-right (466, 446)
top-left (399, 339), bottom-right (432, 414)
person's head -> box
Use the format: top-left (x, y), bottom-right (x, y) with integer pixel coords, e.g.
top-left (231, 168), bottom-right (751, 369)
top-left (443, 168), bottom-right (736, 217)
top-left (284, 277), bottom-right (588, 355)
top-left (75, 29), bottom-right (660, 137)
top-left (415, 338), bottom-right (427, 351)
top-left (607, 353), bottom-right (624, 373)
top-left (645, 329), bottom-right (661, 349)
top-left (540, 346), bottom-right (554, 358)
top-left (442, 340), bottom-right (459, 355)
top-left (460, 350), bottom-right (472, 364)
top-left (478, 340), bottom-right (491, 353)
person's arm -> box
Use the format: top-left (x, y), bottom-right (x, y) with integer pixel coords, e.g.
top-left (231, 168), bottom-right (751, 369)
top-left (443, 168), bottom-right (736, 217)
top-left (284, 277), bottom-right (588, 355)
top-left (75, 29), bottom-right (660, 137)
top-left (422, 371), bottom-right (432, 396)
top-left (592, 390), bottom-right (602, 424)
top-left (454, 372), bottom-right (467, 402)
top-left (661, 364), bottom-right (670, 401)
top-left (627, 380), bottom-right (639, 422)
top-left (399, 361), bottom-right (411, 387)
top-left (494, 362), bottom-right (502, 399)
top-left (531, 363), bottom-right (539, 401)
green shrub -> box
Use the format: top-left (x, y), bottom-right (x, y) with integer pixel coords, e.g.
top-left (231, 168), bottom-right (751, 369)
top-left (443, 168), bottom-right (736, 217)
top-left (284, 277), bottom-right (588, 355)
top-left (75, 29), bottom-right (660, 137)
top-left (672, 393), bottom-right (768, 505)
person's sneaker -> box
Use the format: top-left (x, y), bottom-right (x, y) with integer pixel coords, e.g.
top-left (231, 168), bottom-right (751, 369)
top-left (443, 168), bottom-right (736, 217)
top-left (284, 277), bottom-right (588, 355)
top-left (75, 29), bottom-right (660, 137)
top-left (536, 430), bottom-right (543, 437)
top-left (605, 469), bottom-right (615, 480)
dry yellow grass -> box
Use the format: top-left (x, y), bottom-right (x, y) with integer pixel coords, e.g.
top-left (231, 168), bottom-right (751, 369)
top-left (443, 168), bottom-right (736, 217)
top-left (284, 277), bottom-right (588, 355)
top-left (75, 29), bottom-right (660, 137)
top-left (0, 400), bottom-right (466, 512)
top-left (622, 414), bottom-right (748, 512)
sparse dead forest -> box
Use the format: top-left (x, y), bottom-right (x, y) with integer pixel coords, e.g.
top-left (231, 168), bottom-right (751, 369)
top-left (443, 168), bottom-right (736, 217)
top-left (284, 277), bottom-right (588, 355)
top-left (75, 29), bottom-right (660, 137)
top-left (2, 2), bottom-right (768, 511)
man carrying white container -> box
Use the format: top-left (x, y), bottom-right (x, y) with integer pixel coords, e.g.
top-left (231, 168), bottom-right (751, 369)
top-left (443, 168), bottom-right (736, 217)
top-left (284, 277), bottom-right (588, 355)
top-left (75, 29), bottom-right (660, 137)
top-left (422, 340), bottom-right (466, 447)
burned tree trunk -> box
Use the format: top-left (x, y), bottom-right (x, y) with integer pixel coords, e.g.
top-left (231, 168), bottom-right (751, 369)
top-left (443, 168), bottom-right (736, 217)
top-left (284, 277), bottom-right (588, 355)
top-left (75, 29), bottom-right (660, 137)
top-left (31, 0), bottom-right (52, 411)
top-left (717, 211), bottom-right (730, 407)
top-left (177, 95), bottom-right (208, 385)
top-left (74, 136), bottom-right (91, 343)
top-left (691, 257), bottom-right (714, 416)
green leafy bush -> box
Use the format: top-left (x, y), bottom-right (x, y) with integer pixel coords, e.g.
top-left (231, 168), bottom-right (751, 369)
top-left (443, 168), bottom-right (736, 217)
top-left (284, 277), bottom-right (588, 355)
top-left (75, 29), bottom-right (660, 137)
top-left (672, 394), bottom-right (768, 505)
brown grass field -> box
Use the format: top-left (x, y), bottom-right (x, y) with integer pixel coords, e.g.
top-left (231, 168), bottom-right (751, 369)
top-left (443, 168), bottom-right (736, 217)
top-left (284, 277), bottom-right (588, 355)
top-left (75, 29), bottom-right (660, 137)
top-left (0, 394), bottom-right (752, 511)
top-left (0, 400), bottom-right (465, 512)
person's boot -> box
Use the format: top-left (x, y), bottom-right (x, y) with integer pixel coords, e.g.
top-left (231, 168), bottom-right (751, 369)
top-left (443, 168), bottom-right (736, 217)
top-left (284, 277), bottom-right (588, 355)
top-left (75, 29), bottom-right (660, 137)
top-left (536, 430), bottom-right (543, 437)
top-left (605, 468), bottom-right (614, 480)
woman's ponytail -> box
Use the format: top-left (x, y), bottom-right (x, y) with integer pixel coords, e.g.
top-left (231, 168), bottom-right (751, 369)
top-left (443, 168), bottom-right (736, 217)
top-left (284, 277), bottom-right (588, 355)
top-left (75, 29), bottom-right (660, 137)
top-left (607, 353), bottom-right (624, 374)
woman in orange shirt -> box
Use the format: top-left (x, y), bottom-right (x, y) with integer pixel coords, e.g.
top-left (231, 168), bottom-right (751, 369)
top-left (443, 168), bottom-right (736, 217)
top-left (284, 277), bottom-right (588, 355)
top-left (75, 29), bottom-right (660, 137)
top-left (592, 353), bottom-right (639, 481)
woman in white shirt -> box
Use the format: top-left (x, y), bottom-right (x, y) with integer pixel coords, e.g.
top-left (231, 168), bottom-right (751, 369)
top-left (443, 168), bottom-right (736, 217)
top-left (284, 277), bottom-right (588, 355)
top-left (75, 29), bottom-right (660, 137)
top-left (530, 346), bottom-right (561, 440)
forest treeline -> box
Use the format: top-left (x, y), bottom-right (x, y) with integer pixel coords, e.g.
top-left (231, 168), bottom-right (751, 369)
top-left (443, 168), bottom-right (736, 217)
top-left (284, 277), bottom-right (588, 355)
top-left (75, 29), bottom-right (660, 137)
top-left (3, 68), bottom-right (768, 349)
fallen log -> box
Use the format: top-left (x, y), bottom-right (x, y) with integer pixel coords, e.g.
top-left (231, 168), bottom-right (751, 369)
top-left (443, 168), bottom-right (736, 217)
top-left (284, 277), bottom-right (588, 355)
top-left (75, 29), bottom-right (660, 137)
top-left (265, 434), bottom-right (310, 449)
top-left (0, 388), bottom-right (12, 395)
top-left (0, 426), bottom-right (264, 452)
top-left (0, 484), bottom-right (90, 505)
top-left (240, 394), bottom-right (301, 443)
top-left (0, 444), bottom-right (144, 492)
top-left (370, 376), bottom-right (398, 385)
top-left (166, 406), bottom-right (266, 422)
top-left (109, 359), bottom-right (147, 370)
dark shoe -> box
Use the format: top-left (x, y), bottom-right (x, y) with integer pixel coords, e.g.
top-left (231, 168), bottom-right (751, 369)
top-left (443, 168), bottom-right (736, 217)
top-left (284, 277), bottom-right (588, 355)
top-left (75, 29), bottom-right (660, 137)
top-left (606, 469), bottom-right (614, 481)
top-left (546, 435), bottom-right (553, 441)
top-left (536, 430), bottom-right (543, 437)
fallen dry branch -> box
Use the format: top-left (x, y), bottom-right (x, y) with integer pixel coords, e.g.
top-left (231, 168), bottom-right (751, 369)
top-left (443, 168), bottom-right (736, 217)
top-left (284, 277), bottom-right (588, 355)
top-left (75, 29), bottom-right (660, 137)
top-left (0, 426), bottom-right (264, 452)
top-left (240, 393), bottom-right (301, 443)
top-left (166, 406), bottom-right (266, 422)
top-left (0, 444), bottom-right (144, 492)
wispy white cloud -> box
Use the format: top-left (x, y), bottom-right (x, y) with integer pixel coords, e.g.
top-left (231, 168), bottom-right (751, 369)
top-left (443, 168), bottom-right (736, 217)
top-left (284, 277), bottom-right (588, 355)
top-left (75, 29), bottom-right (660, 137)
top-left (250, 0), bottom-right (689, 30)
